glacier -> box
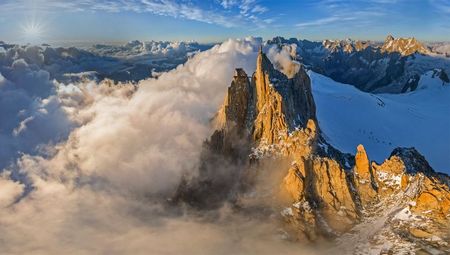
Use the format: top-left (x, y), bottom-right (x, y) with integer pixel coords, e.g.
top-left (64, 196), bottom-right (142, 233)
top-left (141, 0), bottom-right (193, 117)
top-left (311, 70), bottom-right (450, 172)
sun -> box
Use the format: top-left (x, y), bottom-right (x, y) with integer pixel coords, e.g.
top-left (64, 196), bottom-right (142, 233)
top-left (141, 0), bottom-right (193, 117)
top-left (20, 18), bottom-right (47, 43)
top-left (23, 21), bottom-right (43, 37)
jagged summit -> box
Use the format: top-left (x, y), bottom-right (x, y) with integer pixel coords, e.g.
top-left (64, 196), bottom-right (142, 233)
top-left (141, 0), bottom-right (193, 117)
top-left (385, 34), bottom-right (395, 43)
top-left (215, 49), bottom-right (316, 144)
top-left (252, 48), bottom-right (316, 142)
top-left (322, 39), bottom-right (371, 53)
top-left (176, 52), bottom-right (450, 252)
top-left (381, 35), bottom-right (430, 56)
top-left (319, 35), bottom-right (430, 56)
top-left (388, 147), bottom-right (435, 174)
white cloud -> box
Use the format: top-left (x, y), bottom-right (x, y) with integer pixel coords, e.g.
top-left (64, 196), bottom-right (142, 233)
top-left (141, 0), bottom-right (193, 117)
top-left (266, 44), bottom-right (299, 78)
top-left (139, 0), bottom-right (238, 28)
top-left (220, 0), bottom-right (238, 9)
top-left (0, 48), bottom-right (74, 170)
top-left (0, 37), bottom-right (326, 254)
top-left (296, 16), bottom-right (356, 28)
top-left (41, 37), bottom-right (262, 194)
top-left (251, 4), bottom-right (268, 14)
top-left (296, 0), bottom-right (392, 30)
top-left (0, 172), bottom-right (24, 208)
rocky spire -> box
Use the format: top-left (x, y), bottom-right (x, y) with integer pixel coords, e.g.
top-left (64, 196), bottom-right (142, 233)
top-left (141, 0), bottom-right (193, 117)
top-left (254, 46), bottom-right (274, 112)
top-left (213, 68), bottom-right (253, 133)
top-left (354, 144), bottom-right (378, 206)
top-left (355, 144), bottom-right (371, 180)
top-left (212, 47), bottom-right (318, 147)
top-left (251, 47), bottom-right (318, 144)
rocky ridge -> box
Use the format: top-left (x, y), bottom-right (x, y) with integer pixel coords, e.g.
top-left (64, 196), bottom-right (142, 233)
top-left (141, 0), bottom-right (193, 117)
top-left (176, 49), bottom-right (450, 253)
top-left (269, 35), bottom-right (450, 93)
top-left (381, 35), bottom-right (430, 56)
top-left (317, 35), bottom-right (430, 56)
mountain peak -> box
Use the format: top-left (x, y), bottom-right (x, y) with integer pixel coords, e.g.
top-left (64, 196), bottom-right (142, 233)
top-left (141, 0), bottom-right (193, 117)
top-left (255, 46), bottom-right (273, 75)
top-left (322, 39), bottom-right (369, 53)
top-left (381, 35), bottom-right (429, 56)
top-left (385, 34), bottom-right (395, 42)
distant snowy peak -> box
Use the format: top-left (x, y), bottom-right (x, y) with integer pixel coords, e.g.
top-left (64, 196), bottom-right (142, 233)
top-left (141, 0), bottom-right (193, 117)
top-left (266, 35), bottom-right (450, 93)
top-left (431, 43), bottom-right (450, 56)
top-left (417, 69), bottom-right (449, 89)
top-left (381, 35), bottom-right (430, 56)
top-left (402, 68), bottom-right (449, 92)
top-left (320, 35), bottom-right (429, 56)
top-left (322, 38), bottom-right (371, 53)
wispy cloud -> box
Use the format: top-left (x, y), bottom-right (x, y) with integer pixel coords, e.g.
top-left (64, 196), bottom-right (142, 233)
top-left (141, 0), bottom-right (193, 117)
top-left (0, 0), bottom-right (273, 28)
top-left (139, 0), bottom-right (238, 28)
top-left (428, 0), bottom-right (450, 31)
top-left (220, 0), bottom-right (238, 9)
top-left (217, 0), bottom-right (271, 28)
top-left (296, 16), bottom-right (356, 28)
top-left (296, 0), bottom-right (392, 29)
top-left (429, 0), bottom-right (450, 14)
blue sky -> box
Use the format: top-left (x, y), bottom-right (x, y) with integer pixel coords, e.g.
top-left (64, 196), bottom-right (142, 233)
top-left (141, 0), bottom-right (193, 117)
top-left (0, 0), bottom-right (449, 44)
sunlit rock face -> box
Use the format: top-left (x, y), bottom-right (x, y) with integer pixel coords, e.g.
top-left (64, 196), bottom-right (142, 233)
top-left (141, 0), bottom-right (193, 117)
top-left (251, 46), bottom-right (316, 144)
top-left (353, 144), bottom-right (378, 207)
top-left (214, 47), bottom-right (316, 144)
top-left (381, 35), bottom-right (430, 56)
top-left (176, 50), bottom-right (450, 253)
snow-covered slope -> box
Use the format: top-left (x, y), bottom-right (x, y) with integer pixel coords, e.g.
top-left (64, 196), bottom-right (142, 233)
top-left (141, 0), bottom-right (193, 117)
top-left (310, 71), bottom-right (450, 173)
top-left (430, 42), bottom-right (450, 55)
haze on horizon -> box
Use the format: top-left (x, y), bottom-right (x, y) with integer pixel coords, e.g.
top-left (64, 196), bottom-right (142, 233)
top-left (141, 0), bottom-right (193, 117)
top-left (1, 0), bottom-right (449, 45)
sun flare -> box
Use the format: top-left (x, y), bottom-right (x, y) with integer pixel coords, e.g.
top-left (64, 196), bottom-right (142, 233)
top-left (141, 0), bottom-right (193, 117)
top-left (21, 19), bottom-right (45, 40)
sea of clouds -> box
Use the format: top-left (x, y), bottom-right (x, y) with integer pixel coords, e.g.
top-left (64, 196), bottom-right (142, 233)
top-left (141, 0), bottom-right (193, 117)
top-left (0, 37), bottom-right (318, 254)
top-left (0, 40), bottom-right (212, 83)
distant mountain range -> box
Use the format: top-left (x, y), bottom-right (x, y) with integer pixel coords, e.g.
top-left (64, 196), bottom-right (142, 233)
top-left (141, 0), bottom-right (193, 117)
top-left (267, 35), bottom-right (450, 93)
top-left (1, 36), bottom-right (448, 93)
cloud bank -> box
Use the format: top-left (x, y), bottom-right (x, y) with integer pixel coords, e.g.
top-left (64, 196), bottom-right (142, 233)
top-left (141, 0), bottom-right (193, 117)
top-left (0, 41), bottom-right (212, 83)
top-left (0, 37), bottom-right (320, 254)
